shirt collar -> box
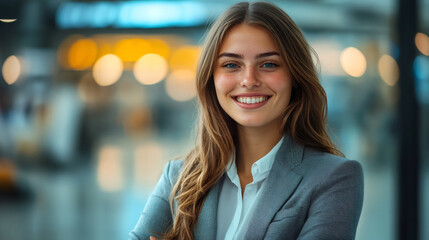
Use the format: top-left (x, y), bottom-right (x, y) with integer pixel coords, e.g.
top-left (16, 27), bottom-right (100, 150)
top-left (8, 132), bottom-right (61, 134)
top-left (225, 136), bottom-right (284, 184)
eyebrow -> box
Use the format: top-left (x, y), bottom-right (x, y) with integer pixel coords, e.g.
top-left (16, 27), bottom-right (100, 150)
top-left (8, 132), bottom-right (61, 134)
top-left (218, 51), bottom-right (279, 59)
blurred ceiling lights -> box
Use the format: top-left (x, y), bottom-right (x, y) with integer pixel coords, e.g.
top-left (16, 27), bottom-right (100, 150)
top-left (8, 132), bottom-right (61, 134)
top-left (53, 0), bottom-right (394, 32)
top-left (56, 1), bottom-right (206, 29)
top-left (57, 35), bottom-right (200, 101)
top-left (0, 19), bottom-right (17, 23)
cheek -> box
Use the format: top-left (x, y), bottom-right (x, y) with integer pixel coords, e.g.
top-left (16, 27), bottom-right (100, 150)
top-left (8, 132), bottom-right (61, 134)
top-left (268, 76), bottom-right (293, 97)
top-left (214, 73), bottom-right (235, 96)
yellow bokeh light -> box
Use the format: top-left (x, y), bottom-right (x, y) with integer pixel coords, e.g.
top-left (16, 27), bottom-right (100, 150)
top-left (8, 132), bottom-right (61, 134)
top-left (58, 35), bottom-right (82, 69)
top-left (340, 47), bottom-right (367, 77)
top-left (97, 146), bottom-right (123, 192)
top-left (165, 69), bottom-right (196, 101)
top-left (169, 46), bottom-right (201, 72)
top-left (415, 32), bottom-right (429, 56)
top-left (133, 53), bottom-right (168, 85)
top-left (378, 55), bottom-right (399, 87)
top-left (93, 54), bottom-right (123, 86)
top-left (2, 55), bottom-right (21, 85)
top-left (68, 38), bottom-right (98, 70)
top-left (134, 142), bottom-right (164, 187)
top-left (147, 39), bottom-right (171, 59)
top-left (114, 38), bottom-right (151, 62)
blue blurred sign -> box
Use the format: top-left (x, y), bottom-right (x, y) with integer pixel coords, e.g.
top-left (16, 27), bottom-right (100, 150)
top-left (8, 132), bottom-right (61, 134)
top-left (56, 1), bottom-right (207, 29)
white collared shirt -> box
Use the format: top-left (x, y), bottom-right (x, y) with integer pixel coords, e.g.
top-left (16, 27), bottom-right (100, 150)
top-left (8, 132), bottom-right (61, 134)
top-left (216, 137), bottom-right (284, 240)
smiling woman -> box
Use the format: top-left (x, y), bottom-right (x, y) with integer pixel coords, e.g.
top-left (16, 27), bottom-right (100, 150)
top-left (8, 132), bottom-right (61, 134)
top-left (129, 2), bottom-right (363, 240)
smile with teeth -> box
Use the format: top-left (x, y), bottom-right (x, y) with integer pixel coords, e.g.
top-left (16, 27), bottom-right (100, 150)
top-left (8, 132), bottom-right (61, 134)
top-left (236, 96), bottom-right (269, 104)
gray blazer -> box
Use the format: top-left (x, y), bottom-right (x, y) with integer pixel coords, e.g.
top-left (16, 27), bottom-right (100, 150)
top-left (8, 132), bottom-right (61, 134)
top-left (129, 135), bottom-right (364, 240)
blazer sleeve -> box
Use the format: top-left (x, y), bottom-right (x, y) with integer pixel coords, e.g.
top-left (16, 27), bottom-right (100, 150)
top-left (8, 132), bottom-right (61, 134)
top-left (297, 160), bottom-right (364, 240)
top-left (129, 160), bottom-right (178, 240)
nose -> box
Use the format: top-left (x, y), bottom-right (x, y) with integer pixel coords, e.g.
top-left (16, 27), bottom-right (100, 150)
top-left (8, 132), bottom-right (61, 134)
top-left (241, 67), bottom-right (260, 89)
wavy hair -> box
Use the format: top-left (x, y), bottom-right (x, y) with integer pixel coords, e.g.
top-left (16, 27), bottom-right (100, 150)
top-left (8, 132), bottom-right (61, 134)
top-left (163, 1), bottom-right (343, 239)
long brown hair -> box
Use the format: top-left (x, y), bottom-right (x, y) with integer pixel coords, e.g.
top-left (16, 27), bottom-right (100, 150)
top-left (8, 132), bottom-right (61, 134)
top-left (164, 2), bottom-right (343, 239)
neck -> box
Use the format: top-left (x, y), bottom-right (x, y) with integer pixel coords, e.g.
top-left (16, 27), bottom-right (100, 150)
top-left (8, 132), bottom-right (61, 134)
top-left (235, 124), bottom-right (283, 177)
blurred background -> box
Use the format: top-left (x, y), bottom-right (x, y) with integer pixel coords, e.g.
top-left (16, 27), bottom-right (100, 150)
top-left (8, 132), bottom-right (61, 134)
top-left (0, 0), bottom-right (428, 239)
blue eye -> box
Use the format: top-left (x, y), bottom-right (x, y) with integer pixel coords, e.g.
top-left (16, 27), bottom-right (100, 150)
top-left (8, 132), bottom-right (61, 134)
top-left (262, 62), bottom-right (278, 68)
top-left (223, 63), bottom-right (239, 68)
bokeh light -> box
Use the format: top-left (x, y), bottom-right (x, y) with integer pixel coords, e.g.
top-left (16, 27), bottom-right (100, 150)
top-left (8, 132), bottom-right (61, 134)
top-left (169, 46), bottom-right (201, 72)
top-left (147, 38), bottom-right (171, 59)
top-left (68, 38), bottom-right (98, 70)
top-left (133, 53), bottom-right (168, 85)
top-left (114, 38), bottom-right (151, 62)
top-left (415, 32), bottom-right (429, 56)
top-left (165, 69), bottom-right (196, 101)
top-left (92, 54), bottom-right (123, 86)
top-left (2, 55), bottom-right (21, 85)
top-left (378, 55), bottom-right (400, 87)
top-left (97, 146), bottom-right (123, 192)
top-left (340, 47), bottom-right (367, 77)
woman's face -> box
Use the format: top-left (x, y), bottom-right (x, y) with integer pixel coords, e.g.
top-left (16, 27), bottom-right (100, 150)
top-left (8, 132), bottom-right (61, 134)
top-left (213, 23), bottom-right (292, 130)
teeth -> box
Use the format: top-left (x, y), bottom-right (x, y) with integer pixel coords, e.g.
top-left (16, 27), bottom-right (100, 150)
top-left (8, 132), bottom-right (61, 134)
top-left (237, 96), bottom-right (268, 104)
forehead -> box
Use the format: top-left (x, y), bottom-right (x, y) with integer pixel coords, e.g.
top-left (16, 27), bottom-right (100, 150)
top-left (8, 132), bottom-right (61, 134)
top-left (218, 23), bottom-right (279, 54)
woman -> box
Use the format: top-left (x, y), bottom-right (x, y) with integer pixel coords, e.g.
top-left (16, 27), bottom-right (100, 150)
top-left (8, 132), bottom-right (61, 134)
top-left (129, 2), bottom-right (364, 240)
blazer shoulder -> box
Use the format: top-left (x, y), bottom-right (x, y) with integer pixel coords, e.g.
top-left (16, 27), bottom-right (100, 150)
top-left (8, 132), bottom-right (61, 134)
top-left (165, 159), bottom-right (185, 185)
top-left (299, 147), bottom-right (363, 180)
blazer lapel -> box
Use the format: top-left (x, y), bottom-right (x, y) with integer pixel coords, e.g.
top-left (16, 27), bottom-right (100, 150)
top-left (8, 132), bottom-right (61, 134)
top-left (244, 134), bottom-right (304, 239)
top-left (194, 175), bottom-right (225, 240)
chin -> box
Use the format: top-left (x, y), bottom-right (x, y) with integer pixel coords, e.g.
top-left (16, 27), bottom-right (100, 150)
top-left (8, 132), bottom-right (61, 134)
top-left (235, 118), bottom-right (268, 128)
